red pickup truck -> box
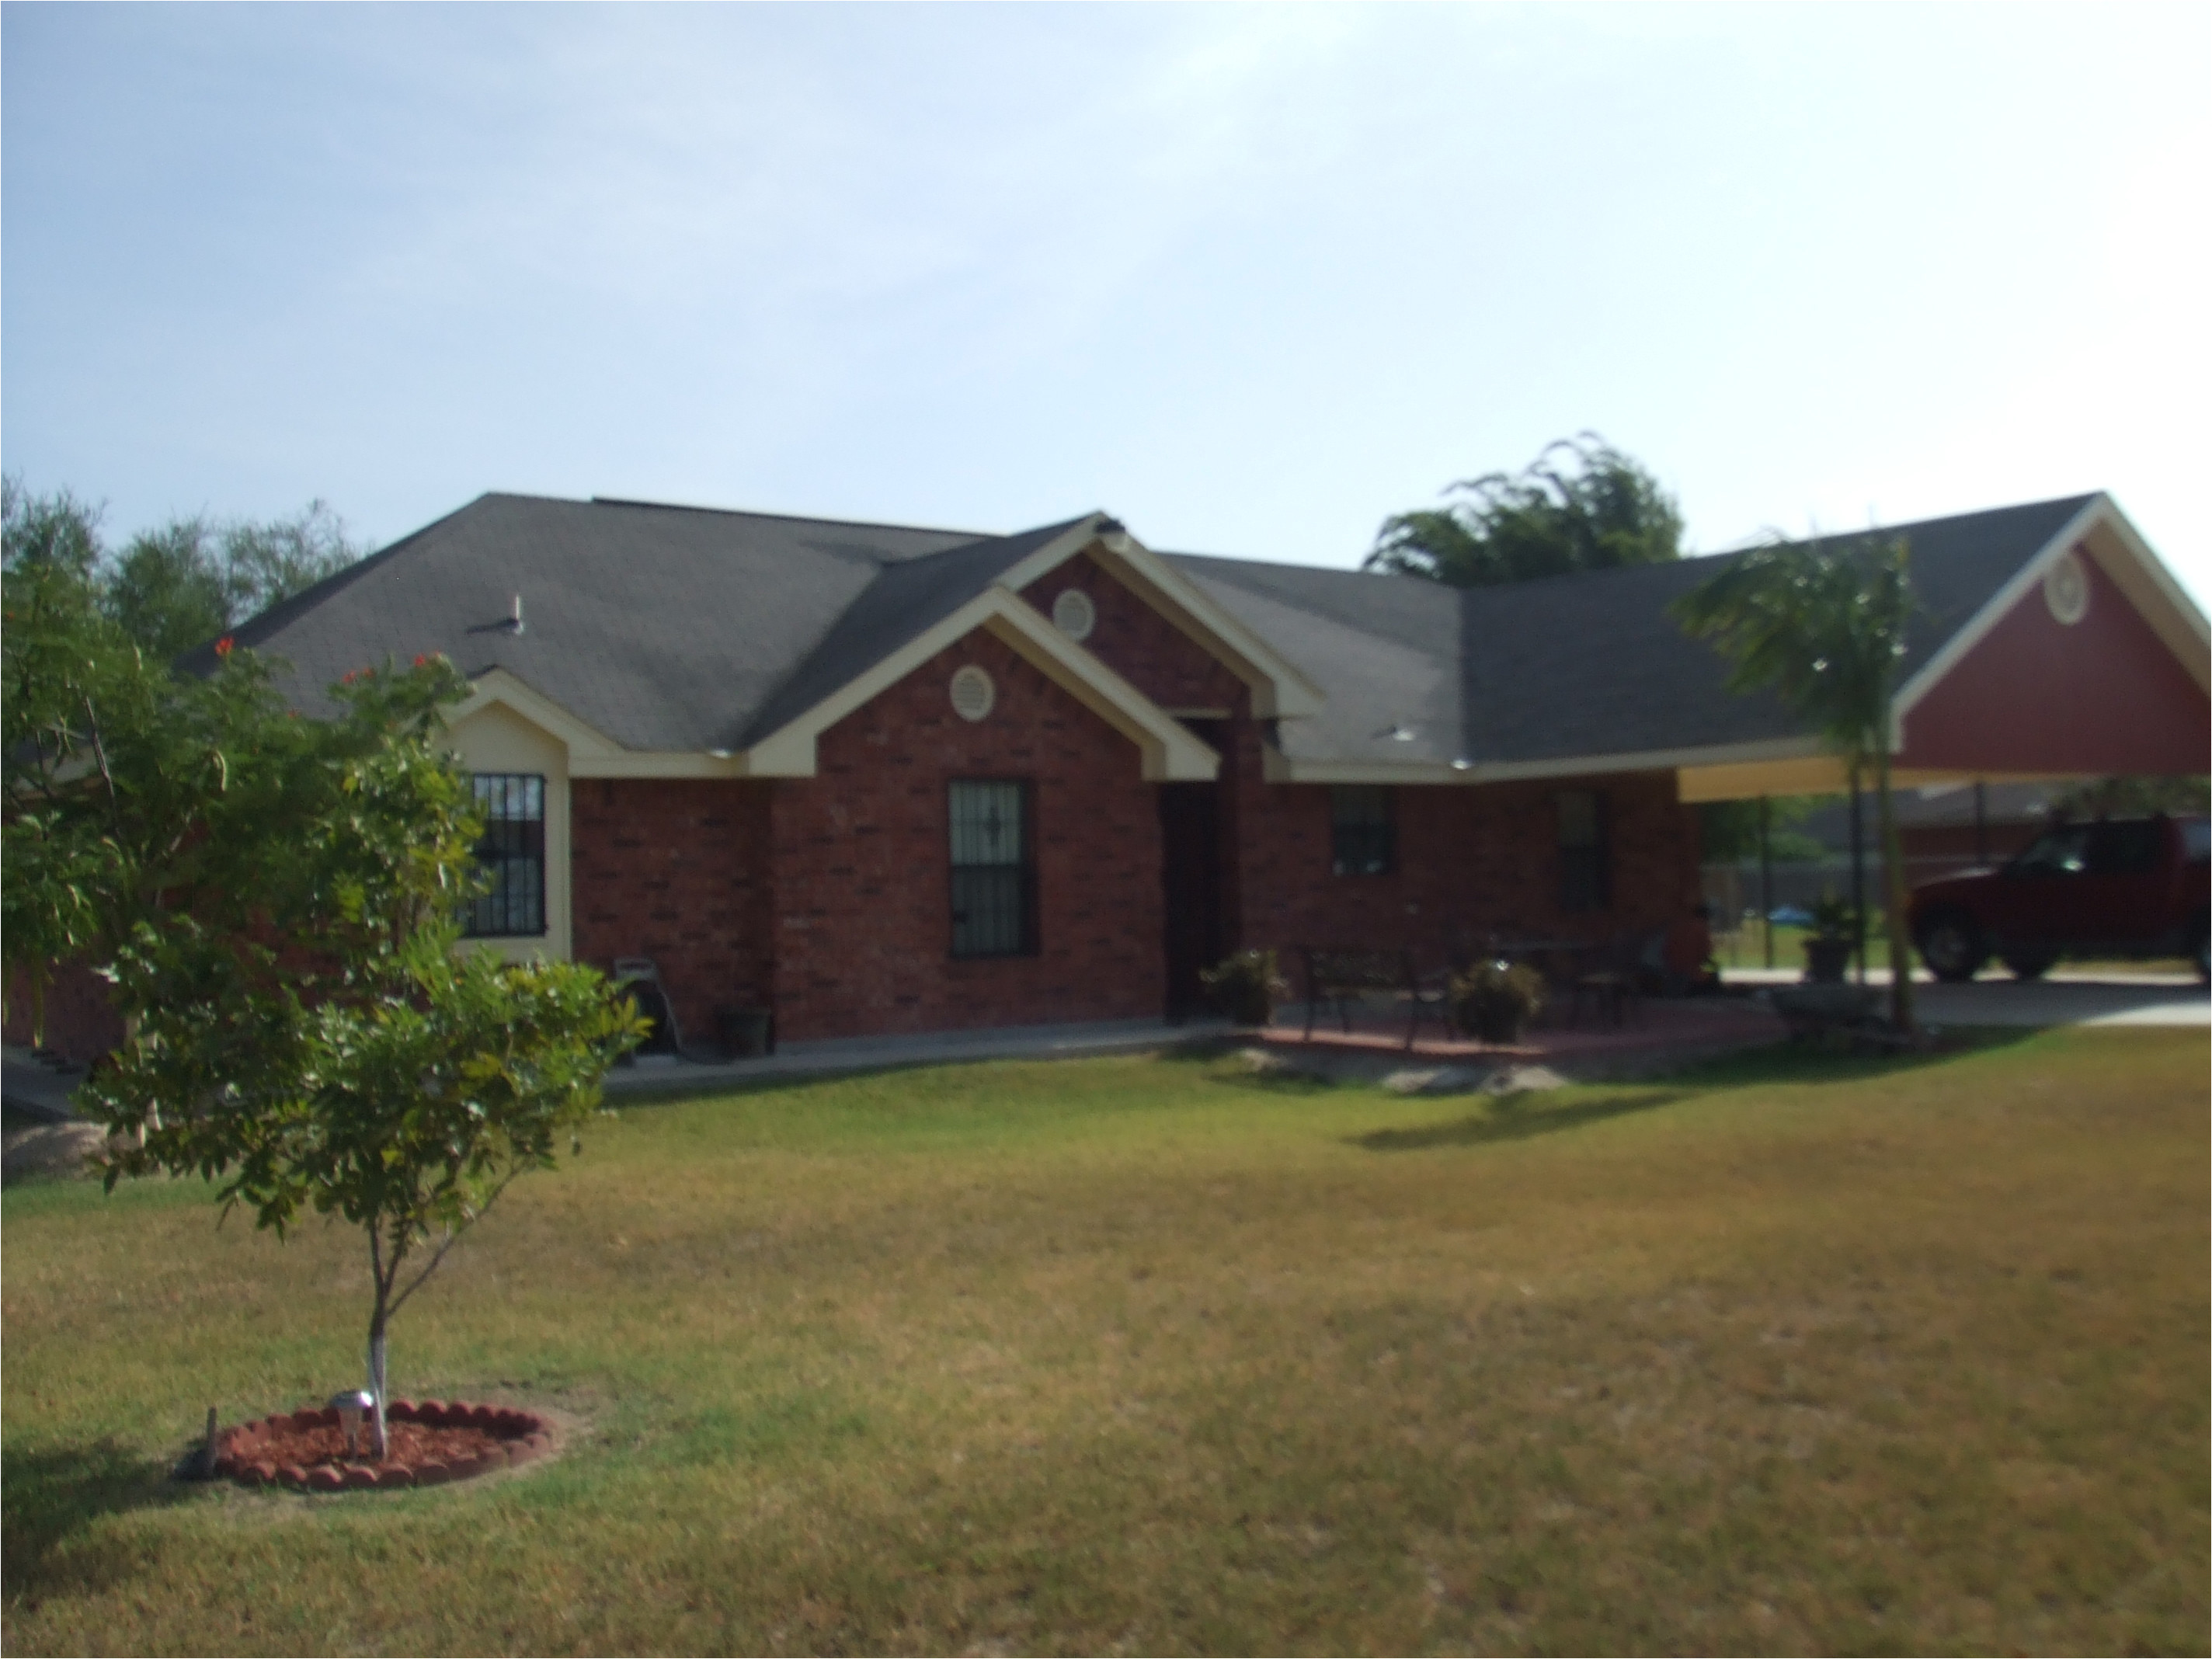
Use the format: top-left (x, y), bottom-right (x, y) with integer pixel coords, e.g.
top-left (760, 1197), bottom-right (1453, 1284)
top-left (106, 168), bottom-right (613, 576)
top-left (1910, 816), bottom-right (2210, 983)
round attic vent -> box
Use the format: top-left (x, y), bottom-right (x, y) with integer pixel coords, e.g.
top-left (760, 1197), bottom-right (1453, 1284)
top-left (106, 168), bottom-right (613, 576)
top-left (949, 664), bottom-right (996, 722)
top-left (2043, 551), bottom-right (2089, 626)
top-left (1052, 588), bottom-right (1097, 642)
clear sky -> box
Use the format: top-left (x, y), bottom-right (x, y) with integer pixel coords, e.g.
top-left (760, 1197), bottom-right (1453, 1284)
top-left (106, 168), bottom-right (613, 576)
top-left (5, 4), bottom-right (2209, 614)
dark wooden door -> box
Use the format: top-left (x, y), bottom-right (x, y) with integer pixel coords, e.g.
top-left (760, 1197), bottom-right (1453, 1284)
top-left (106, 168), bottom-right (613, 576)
top-left (1160, 782), bottom-right (1224, 1020)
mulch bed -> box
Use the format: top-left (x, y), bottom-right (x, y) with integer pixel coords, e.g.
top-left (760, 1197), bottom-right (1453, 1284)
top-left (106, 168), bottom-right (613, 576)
top-left (214, 1400), bottom-right (554, 1491)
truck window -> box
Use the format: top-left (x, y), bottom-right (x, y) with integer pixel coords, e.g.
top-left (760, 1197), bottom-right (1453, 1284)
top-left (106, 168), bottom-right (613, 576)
top-left (2089, 821), bottom-right (2162, 876)
top-left (2182, 819), bottom-right (2210, 863)
top-left (2012, 826), bottom-right (2092, 875)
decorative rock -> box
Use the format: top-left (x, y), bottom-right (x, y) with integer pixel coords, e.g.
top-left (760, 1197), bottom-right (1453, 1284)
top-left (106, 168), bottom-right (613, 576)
top-left (412, 1461), bottom-right (451, 1487)
top-left (341, 1467), bottom-right (377, 1490)
top-left (372, 1466), bottom-right (414, 1490)
top-left (304, 1467), bottom-right (343, 1492)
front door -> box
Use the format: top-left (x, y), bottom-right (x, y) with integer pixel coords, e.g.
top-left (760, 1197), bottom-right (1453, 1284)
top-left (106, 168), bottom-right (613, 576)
top-left (1160, 782), bottom-right (1224, 1020)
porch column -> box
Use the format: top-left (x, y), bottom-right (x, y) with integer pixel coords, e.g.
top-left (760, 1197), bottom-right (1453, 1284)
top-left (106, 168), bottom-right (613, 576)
top-left (1849, 767), bottom-right (1866, 986)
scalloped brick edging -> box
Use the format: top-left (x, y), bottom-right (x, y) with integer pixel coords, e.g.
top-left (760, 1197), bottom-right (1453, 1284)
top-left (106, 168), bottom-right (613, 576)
top-left (211, 1400), bottom-right (556, 1491)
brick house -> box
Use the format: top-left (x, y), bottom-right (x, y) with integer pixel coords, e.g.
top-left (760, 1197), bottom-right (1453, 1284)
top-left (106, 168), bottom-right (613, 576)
top-left (12, 489), bottom-right (2207, 1056)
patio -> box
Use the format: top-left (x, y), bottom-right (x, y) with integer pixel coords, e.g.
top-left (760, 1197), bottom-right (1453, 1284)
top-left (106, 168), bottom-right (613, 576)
top-left (1259, 986), bottom-right (1788, 1080)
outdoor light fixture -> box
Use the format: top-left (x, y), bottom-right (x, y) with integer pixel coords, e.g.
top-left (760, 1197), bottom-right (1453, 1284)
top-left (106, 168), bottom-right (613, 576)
top-left (1452, 759), bottom-right (1475, 772)
top-left (1372, 723), bottom-right (1417, 743)
top-left (330, 1388), bottom-right (376, 1458)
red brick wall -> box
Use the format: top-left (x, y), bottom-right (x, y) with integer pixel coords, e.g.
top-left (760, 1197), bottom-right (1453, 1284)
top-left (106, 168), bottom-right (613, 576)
top-left (767, 629), bottom-right (1165, 1042)
top-left (570, 778), bottom-right (775, 1045)
top-left (2, 958), bottom-right (126, 1063)
top-left (1229, 768), bottom-right (1701, 967)
top-left (1021, 552), bottom-right (1249, 713)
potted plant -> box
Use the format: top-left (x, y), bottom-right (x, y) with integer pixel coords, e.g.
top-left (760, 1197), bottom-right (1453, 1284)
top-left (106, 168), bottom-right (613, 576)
top-left (1803, 891), bottom-right (1856, 984)
top-left (1449, 958), bottom-right (1547, 1044)
top-left (1199, 948), bottom-right (1290, 1028)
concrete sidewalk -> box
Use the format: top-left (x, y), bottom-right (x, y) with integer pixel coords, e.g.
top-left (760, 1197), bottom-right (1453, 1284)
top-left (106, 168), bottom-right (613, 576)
top-left (2, 1049), bottom-right (88, 1123)
top-left (600, 1015), bottom-right (1233, 1097)
top-left (10, 969), bottom-right (2201, 1124)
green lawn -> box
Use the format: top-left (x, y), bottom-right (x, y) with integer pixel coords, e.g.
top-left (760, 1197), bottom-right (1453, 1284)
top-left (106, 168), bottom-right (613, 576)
top-left (5, 1031), bottom-right (2207, 1656)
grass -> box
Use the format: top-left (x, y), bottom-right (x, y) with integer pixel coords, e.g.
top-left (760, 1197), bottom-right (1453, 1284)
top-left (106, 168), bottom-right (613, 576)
top-left (5, 1029), bottom-right (2207, 1655)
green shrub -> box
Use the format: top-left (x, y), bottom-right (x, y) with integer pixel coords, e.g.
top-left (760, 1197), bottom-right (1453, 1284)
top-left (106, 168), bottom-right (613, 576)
top-left (1199, 948), bottom-right (1289, 1026)
top-left (1449, 958), bottom-right (1547, 1041)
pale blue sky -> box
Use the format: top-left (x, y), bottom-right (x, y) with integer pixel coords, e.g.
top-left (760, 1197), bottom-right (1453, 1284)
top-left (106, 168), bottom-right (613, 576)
top-left (6, 4), bottom-right (2209, 612)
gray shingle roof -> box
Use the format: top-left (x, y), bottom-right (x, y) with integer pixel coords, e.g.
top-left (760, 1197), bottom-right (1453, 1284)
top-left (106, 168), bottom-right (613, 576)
top-left (200, 488), bottom-right (2099, 772)
top-left (1172, 492), bottom-right (2099, 770)
top-left (193, 493), bottom-right (993, 751)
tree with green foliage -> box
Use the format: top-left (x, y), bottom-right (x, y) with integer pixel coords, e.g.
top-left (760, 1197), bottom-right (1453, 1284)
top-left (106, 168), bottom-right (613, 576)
top-left (2047, 774), bottom-right (2210, 820)
top-left (103, 499), bottom-right (361, 662)
top-left (1695, 795), bottom-right (1832, 864)
top-left (5, 488), bottom-right (642, 1452)
top-left (1366, 433), bottom-right (1684, 587)
top-left (1671, 533), bottom-right (1918, 1031)
top-left (5, 477), bottom-right (362, 665)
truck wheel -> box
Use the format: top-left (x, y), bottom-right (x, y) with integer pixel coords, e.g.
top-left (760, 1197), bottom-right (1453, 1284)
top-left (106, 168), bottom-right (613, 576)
top-left (2001, 948), bottom-right (2057, 982)
top-left (1916, 913), bottom-right (1988, 983)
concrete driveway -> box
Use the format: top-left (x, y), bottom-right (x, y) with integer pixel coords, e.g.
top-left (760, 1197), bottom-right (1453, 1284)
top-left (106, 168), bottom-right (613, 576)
top-left (1729, 969), bottom-right (2209, 1028)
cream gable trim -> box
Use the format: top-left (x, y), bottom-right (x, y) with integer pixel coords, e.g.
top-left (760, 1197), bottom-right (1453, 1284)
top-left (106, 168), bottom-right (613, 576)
top-left (743, 586), bottom-right (1220, 781)
top-left (997, 518), bottom-right (1327, 718)
top-left (1268, 734), bottom-right (1825, 788)
top-left (449, 669), bottom-right (748, 779)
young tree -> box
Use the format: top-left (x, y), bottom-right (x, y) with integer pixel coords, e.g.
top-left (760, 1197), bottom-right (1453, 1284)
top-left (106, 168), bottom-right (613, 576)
top-left (1671, 533), bottom-right (1918, 1031)
top-left (1366, 433), bottom-right (1684, 587)
top-left (74, 657), bottom-right (643, 1455)
top-left (5, 509), bottom-right (644, 1450)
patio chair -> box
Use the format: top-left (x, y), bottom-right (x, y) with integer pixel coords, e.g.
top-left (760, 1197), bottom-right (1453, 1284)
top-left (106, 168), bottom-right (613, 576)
top-left (1300, 947), bottom-right (1446, 1050)
top-left (1570, 931), bottom-right (1657, 1028)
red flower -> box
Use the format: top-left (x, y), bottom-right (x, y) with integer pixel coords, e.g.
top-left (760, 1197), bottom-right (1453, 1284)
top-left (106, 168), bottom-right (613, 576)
top-left (413, 654), bottom-right (428, 668)
top-left (214, 636), bottom-right (235, 658)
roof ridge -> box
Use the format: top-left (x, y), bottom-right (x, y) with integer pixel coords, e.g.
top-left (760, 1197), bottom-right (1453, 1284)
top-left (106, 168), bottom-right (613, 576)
top-left (580, 492), bottom-right (994, 542)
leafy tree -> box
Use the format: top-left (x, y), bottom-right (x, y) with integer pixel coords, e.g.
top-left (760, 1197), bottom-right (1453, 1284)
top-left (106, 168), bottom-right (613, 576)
top-left (2, 487), bottom-right (159, 1034)
top-left (103, 499), bottom-right (361, 661)
top-left (1671, 534), bottom-right (1919, 1031)
top-left (101, 518), bottom-right (233, 665)
top-left (4, 475), bottom-right (362, 664)
top-left (6, 503), bottom-right (643, 1450)
top-left (2047, 774), bottom-right (2210, 820)
top-left (1696, 795), bottom-right (1832, 864)
top-left (1366, 433), bottom-right (1684, 586)
top-left (64, 656), bottom-right (645, 1455)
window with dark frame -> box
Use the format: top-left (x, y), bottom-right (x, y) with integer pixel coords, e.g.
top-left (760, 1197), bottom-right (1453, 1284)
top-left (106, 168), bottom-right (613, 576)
top-left (1331, 785), bottom-right (1396, 876)
top-left (949, 779), bottom-right (1034, 958)
top-left (1558, 788), bottom-right (1611, 912)
top-left (464, 773), bottom-right (547, 937)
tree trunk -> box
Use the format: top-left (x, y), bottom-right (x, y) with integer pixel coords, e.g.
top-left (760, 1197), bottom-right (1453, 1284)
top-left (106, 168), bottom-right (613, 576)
top-left (367, 1299), bottom-right (391, 1459)
top-left (1875, 740), bottom-right (1916, 1032)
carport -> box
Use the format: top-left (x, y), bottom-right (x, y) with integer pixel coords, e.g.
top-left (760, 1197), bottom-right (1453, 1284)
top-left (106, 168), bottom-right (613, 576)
top-left (1671, 493), bottom-right (2210, 975)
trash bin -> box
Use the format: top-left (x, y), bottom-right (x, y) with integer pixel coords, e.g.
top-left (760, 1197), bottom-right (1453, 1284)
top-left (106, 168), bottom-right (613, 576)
top-left (717, 1006), bottom-right (773, 1059)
